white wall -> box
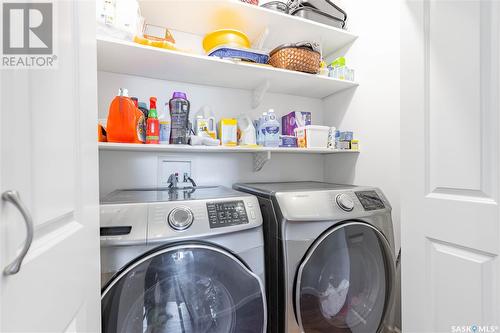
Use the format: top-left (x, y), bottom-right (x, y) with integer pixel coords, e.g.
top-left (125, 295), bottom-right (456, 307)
top-left (322, 0), bottom-right (401, 251)
top-left (98, 71), bottom-right (325, 197)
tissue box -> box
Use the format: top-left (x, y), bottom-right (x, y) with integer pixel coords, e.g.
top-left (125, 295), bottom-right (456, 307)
top-left (280, 135), bottom-right (297, 147)
top-left (282, 111), bottom-right (311, 136)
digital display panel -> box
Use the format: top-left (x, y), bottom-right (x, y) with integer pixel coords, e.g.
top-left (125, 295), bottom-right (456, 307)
top-left (207, 201), bottom-right (249, 228)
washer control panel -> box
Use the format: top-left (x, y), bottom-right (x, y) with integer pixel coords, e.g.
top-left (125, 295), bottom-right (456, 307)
top-left (336, 193), bottom-right (355, 211)
top-left (355, 190), bottom-right (386, 211)
top-left (207, 200), bottom-right (249, 228)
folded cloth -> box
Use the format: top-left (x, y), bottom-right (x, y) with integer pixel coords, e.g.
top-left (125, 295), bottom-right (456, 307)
top-left (189, 135), bottom-right (220, 146)
top-left (320, 279), bottom-right (350, 318)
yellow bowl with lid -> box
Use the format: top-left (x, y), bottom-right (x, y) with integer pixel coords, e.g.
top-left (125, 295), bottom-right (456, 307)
top-left (202, 29), bottom-right (251, 52)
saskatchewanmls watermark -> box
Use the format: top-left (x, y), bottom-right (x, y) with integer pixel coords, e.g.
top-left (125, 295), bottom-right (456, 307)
top-left (2, 1), bottom-right (57, 68)
top-left (451, 325), bottom-right (499, 333)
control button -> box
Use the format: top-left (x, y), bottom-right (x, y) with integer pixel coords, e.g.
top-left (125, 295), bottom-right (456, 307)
top-left (247, 202), bottom-right (253, 208)
top-left (250, 210), bottom-right (256, 219)
top-left (336, 194), bottom-right (355, 212)
top-left (168, 207), bottom-right (194, 231)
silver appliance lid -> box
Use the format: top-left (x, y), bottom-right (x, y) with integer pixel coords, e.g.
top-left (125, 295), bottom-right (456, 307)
top-left (233, 181), bottom-right (355, 197)
top-left (101, 186), bottom-right (246, 204)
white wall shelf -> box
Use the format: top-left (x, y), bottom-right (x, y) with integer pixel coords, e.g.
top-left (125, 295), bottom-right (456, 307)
top-left (138, 0), bottom-right (358, 57)
top-left (99, 142), bottom-right (357, 154)
top-left (99, 143), bottom-right (359, 171)
top-left (97, 37), bottom-right (358, 100)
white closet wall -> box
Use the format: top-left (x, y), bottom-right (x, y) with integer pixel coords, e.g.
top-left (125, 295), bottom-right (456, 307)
top-left (323, 0), bottom-right (401, 250)
top-left (98, 71), bottom-right (325, 196)
top-left (97, 1), bottom-right (401, 255)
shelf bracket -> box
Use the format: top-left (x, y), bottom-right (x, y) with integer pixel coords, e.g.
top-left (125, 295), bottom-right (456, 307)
top-left (253, 151), bottom-right (271, 172)
top-left (252, 79), bottom-right (270, 109)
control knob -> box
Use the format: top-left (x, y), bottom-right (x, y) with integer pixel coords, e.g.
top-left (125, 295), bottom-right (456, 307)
top-left (168, 206), bottom-right (194, 231)
top-left (336, 194), bottom-right (354, 212)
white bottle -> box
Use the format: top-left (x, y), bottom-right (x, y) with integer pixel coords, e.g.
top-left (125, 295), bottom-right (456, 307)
top-left (159, 103), bottom-right (171, 144)
top-left (257, 111), bottom-right (268, 146)
top-left (264, 109), bottom-right (280, 147)
top-left (237, 114), bottom-right (257, 146)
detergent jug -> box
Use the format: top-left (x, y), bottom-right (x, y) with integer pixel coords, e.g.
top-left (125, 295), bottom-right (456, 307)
top-left (263, 109), bottom-right (280, 147)
top-left (237, 114), bottom-right (256, 146)
top-left (106, 88), bottom-right (146, 143)
top-left (169, 92), bottom-right (190, 144)
top-left (195, 106), bottom-right (216, 139)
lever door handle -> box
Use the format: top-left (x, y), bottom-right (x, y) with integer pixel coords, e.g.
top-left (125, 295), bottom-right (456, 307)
top-left (1, 190), bottom-right (34, 275)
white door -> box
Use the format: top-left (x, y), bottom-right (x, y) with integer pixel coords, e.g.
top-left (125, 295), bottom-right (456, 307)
top-left (0, 1), bottom-right (100, 332)
top-left (401, 0), bottom-right (500, 332)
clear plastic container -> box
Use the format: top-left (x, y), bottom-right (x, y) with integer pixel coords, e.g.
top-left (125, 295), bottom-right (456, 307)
top-left (295, 125), bottom-right (330, 148)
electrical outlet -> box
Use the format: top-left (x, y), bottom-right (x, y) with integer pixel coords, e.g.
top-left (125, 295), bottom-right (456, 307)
top-left (158, 157), bottom-right (192, 187)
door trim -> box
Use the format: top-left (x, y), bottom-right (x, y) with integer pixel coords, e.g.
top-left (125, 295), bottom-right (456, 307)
top-left (294, 221), bottom-right (396, 332)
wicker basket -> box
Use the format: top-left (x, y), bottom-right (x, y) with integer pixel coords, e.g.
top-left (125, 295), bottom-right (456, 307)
top-left (269, 45), bottom-right (321, 74)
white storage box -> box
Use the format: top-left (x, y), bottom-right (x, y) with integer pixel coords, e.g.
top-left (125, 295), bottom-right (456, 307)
top-left (294, 125), bottom-right (330, 148)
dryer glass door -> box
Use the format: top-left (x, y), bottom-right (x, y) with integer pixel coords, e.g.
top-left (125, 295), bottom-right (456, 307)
top-left (295, 222), bottom-right (394, 333)
top-left (101, 243), bottom-right (266, 333)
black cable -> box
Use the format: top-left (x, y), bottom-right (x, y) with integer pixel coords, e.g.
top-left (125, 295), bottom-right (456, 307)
top-left (187, 177), bottom-right (197, 187)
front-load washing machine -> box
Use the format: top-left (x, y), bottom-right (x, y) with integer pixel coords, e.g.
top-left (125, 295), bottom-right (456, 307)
top-left (99, 186), bottom-right (267, 333)
top-left (233, 182), bottom-right (396, 333)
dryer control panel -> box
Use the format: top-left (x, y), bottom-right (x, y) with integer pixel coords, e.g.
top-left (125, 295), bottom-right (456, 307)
top-left (355, 190), bottom-right (386, 211)
top-left (207, 200), bottom-right (249, 228)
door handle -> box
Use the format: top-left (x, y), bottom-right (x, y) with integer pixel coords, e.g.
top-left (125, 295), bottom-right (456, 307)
top-left (1, 190), bottom-right (34, 275)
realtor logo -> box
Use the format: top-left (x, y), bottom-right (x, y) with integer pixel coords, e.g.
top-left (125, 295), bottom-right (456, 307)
top-left (2, 2), bottom-right (56, 68)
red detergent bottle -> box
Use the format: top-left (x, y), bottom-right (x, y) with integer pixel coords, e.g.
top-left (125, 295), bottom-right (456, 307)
top-left (146, 97), bottom-right (159, 144)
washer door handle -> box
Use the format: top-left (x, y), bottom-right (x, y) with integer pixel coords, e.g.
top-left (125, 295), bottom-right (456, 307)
top-left (2, 190), bottom-right (34, 275)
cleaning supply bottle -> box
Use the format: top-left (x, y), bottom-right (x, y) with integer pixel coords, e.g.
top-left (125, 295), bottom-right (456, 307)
top-left (264, 109), bottom-right (280, 147)
top-left (257, 111), bottom-right (268, 146)
top-left (159, 102), bottom-right (171, 144)
top-left (146, 97), bottom-right (159, 144)
top-left (137, 101), bottom-right (149, 120)
top-left (195, 106), bottom-right (217, 139)
top-left (237, 114), bottom-right (257, 146)
top-left (106, 88), bottom-right (145, 143)
top-left (169, 92), bottom-right (190, 144)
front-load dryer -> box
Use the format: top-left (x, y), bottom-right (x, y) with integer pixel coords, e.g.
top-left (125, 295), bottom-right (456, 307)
top-left (233, 181), bottom-right (396, 333)
top-left (99, 186), bottom-right (267, 333)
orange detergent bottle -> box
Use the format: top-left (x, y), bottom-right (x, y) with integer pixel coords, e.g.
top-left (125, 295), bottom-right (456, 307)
top-left (106, 88), bottom-right (146, 144)
top-left (146, 97), bottom-right (160, 144)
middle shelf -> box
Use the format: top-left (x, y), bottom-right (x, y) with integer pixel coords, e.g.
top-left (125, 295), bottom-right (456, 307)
top-left (99, 142), bottom-right (359, 171)
top-left (97, 37), bottom-right (359, 99)
top-left (99, 142), bottom-right (359, 154)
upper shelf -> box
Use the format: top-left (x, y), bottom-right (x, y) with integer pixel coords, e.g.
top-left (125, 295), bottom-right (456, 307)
top-left (138, 0), bottom-right (358, 57)
top-left (97, 37), bottom-right (358, 99)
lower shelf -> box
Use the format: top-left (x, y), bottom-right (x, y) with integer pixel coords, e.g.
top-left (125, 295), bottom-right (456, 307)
top-left (98, 142), bottom-right (359, 154)
top-left (98, 142), bottom-right (359, 171)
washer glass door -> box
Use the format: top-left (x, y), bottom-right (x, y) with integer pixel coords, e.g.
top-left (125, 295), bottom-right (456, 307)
top-left (102, 244), bottom-right (266, 333)
top-left (295, 222), bottom-right (394, 333)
